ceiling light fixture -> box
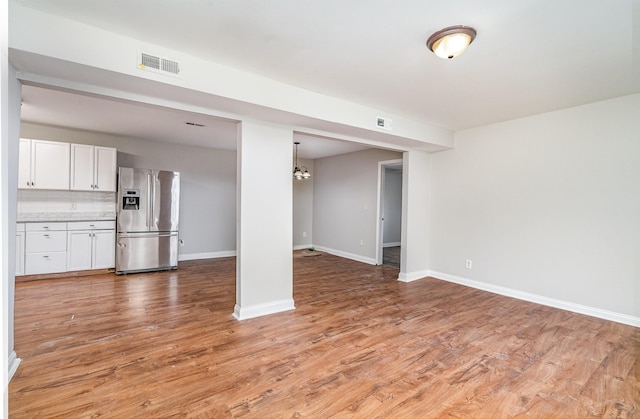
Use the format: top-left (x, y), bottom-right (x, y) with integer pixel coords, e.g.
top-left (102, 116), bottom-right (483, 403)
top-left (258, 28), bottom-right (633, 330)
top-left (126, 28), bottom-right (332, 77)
top-left (426, 25), bottom-right (477, 59)
top-left (293, 142), bottom-right (311, 180)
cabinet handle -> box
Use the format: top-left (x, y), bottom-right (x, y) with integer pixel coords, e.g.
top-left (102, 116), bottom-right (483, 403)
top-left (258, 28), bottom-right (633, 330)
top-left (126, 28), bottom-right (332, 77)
top-left (43, 234), bottom-right (50, 238)
top-left (43, 256), bottom-right (50, 260)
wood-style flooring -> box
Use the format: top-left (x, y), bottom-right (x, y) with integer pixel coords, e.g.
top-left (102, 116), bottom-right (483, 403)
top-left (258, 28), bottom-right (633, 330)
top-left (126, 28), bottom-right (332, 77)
top-left (383, 246), bottom-right (400, 268)
top-left (9, 251), bottom-right (640, 418)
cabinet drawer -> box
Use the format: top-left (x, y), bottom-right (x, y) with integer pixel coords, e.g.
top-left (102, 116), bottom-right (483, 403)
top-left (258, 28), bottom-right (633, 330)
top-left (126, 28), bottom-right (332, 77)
top-left (25, 251), bottom-right (67, 274)
top-left (67, 221), bottom-right (115, 231)
top-left (26, 222), bottom-right (67, 232)
top-left (26, 231), bottom-right (67, 252)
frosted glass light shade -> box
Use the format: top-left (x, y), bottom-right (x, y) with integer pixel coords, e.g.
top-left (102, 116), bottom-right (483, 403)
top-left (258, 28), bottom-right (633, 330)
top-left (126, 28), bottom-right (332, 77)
top-left (427, 26), bottom-right (477, 59)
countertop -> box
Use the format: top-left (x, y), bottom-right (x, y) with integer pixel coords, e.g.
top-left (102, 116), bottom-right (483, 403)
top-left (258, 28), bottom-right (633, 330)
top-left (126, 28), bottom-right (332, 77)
top-left (17, 212), bottom-right (117, 223)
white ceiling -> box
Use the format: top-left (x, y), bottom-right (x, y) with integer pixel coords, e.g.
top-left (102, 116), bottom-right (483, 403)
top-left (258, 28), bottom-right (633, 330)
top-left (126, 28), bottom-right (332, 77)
top-left (20, 85), bottom-right (368, 159)
top-left (13, 0), bottom-right (640, 157)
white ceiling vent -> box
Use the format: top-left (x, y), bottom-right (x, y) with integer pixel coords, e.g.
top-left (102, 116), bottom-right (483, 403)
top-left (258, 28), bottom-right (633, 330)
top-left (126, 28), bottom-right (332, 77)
top-left (137, 50), bottom-right (182, 78)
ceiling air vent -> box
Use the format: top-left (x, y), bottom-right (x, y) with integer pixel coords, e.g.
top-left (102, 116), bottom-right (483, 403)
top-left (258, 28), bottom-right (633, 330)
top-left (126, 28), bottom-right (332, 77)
top-left (137, 50), bottom-right (182, 78)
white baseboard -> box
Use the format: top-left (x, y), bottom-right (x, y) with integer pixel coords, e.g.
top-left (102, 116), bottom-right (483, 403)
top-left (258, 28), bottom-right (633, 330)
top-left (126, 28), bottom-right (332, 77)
top-left (313, 246), bottom-right (377, 265)
top-left (293, 244), bottom-right (314, 251)
top-left (179, 250), bottom-right (236, 261)
top-left (383, 242), bottom-right (401, 248)
top-left (8, 351), bottom-right (21, 381)
top-left (397, 270), bottom-right (430, 283)
top-left (428, 270), bottom-right (640, 328)
top-left (233, 299), bottom-right (295, 320)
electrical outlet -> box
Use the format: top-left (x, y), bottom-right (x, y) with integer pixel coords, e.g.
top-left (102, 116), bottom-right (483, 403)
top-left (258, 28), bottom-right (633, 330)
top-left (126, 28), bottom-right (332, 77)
top-left (465, 260), bottom-right (473, 269)
top-left (360, 239), bottom-right (364, 246)
top-left (70, 202), bottom-right (77, 210)
top-left (302, 231), bottom-right (307, 238)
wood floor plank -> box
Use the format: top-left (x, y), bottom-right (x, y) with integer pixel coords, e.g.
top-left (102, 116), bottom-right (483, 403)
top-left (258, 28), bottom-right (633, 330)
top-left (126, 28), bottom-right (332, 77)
top-left (9, 252), bottom-right (640, 417)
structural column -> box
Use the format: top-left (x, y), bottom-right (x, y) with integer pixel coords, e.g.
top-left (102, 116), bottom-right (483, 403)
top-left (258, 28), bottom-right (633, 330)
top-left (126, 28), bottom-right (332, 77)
top-left (399, 150), bottom-right (431, 282)
top-left (2, 48), bottom-right (23, 404)
top-left (234, 119), bottom-right (295, 320)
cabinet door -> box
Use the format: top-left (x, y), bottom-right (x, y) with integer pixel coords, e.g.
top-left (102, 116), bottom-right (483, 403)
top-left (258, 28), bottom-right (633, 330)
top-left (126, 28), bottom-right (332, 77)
top-left (70, 143), bottom-right (95, 191)
top-left (18, 139), bottom-right (32, 189)
top-left (67, 230), bottom-right (93, 271)
top-left (94, 147), bottom-right (117, 191)
top-left (31, 140), bottom-right (70, 190)
top-left (15, 231), bottom-right (25, 276)
top-left (92, 230), bottom-right (115, 269)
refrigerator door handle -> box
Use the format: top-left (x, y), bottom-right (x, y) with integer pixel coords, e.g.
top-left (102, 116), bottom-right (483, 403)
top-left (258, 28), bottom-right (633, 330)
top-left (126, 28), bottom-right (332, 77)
top-left (152, 173), bottom-right (157, 229)
top-left (146, 174), bottom-right (152, 227)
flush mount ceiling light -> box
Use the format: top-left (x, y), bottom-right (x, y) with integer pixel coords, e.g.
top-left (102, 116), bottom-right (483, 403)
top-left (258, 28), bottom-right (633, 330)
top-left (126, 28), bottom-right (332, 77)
top-left (426, 25), bottom-right (477, 59)
top-left (293, 142), bottom-right (311, 180)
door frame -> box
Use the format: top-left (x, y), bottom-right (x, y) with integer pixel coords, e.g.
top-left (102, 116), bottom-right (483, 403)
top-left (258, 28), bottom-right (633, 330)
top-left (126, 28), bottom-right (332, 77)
top-left (375, 159), bottom-right (403, 265)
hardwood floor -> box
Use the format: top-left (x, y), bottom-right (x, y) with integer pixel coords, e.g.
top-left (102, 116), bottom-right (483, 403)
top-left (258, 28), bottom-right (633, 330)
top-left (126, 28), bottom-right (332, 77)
top-left (383, 246), bottom-right (400, 268)
top-left (9, 252), bottom-right (639, 418)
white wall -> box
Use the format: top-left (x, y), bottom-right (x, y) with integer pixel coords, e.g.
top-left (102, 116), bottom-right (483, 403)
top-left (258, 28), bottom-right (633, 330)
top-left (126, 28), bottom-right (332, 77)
top-left (20, 123), bottom-right (237, 259)
top-left (3, 16), bottom-right (23, 405)
top-left (383, 168), bottom-right (402, 245)
top-left (429, 94), bottom-right (640, 321)
top-left (293, 158), bottom-right (313, 249)
top-left (400, 150), bottom-right (431, 281)
top-left (313, 148), bottom-right (402, 263)
top-left (235, 120), bottom-right (294, 319)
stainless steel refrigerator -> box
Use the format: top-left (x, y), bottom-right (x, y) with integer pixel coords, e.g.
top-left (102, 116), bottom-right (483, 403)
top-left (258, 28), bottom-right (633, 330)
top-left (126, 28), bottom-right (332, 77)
top-left (116, 167), bottom-right (180, 274)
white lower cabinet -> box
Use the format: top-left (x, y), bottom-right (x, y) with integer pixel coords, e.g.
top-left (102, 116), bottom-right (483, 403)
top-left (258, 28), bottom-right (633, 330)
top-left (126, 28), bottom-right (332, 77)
top-left (67, 221), bottom-right (115, 271)
top-left (16, 224), bottom-right (25, 276)
top-left (25, 222), bottom-right (68, 275)
top-left (19, 220), bottom-right (115, 275)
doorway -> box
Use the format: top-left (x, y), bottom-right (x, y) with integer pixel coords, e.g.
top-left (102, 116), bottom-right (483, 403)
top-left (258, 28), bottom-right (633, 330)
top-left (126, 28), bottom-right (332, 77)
top-left (376, 159), bottom-right (403, 267)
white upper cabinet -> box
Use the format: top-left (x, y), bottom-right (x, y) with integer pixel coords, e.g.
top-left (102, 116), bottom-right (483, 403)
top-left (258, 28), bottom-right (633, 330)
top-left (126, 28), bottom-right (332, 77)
top-left (70, 144), bottom-right (117, 192)
top-left (94, 146), bottom-right (117, 191)
top-left (19, 139), bottom-right (70, 190)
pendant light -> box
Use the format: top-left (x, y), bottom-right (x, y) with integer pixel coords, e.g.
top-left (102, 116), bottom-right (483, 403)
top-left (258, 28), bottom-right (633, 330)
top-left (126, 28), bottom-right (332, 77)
top-left (427, 25), bottom-right (477, 59)
top-left (293, 142), bottom-right (311, 180)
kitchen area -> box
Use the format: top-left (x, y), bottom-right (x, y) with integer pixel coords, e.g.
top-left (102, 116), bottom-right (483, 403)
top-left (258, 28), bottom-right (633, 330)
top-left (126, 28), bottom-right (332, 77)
top-left (16, 139), bottom-right (118, 278)
top-left (16, 136), bottom-right (183, 279)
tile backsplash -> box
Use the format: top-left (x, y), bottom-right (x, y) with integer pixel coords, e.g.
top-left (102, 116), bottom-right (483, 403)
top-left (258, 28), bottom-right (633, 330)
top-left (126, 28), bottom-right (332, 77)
top-left (18, 190), bottom-right (116, 217)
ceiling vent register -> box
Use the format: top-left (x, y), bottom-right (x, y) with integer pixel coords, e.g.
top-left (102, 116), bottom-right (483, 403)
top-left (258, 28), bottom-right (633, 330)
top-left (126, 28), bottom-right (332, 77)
top-left (137, 51), bottom-right (182, 78)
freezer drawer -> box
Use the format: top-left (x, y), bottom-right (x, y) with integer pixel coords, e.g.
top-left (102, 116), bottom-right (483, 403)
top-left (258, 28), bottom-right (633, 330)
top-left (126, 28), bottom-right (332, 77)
top-left (116, 232), bottom-right (178, 274)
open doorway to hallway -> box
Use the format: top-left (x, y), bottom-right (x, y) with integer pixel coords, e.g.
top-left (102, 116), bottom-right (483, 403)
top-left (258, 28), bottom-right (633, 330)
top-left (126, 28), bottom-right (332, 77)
top-left (377, 159), bottom-right (403, 268)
